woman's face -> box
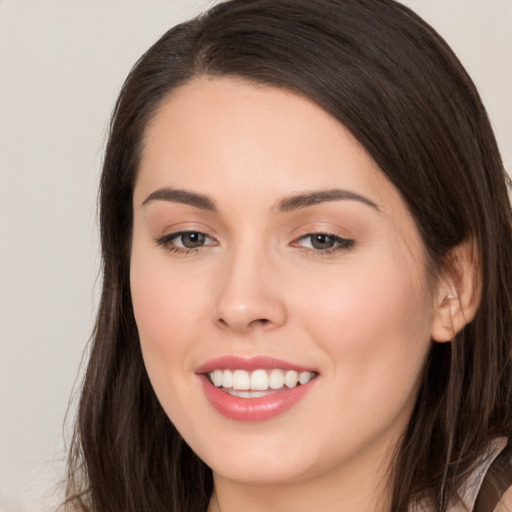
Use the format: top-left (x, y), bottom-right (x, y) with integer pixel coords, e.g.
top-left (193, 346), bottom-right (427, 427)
top-left (131, 77), bottom-right (437, 487)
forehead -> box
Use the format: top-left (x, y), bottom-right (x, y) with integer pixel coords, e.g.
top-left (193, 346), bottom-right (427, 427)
top-left (136, 77), bottom-right (405, 219)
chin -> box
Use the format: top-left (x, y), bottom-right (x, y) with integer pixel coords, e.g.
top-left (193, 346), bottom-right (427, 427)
top-left (208, 456), bottom-right (314, 485)
top-left (185, 425), bottom-right (337, 486)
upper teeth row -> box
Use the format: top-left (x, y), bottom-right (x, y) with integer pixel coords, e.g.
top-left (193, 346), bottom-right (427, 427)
top-left (209, 369), bottom-right (315, 391)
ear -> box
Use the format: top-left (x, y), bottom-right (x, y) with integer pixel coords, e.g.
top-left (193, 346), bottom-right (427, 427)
top-left (431, 239), bottom-right (481, 343)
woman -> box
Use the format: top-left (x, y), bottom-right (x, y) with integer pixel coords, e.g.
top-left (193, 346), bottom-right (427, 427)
top-left (64, 0), bottom-right (512, 510)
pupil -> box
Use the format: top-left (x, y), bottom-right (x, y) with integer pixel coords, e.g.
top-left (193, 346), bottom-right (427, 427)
top-left (311, 234), bottom-right (334, 250)
top-left (182, 232), bottom-right (205, 248)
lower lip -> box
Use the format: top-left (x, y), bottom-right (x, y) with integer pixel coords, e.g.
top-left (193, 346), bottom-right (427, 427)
top-left (199, 375), bottom-right (317, 422)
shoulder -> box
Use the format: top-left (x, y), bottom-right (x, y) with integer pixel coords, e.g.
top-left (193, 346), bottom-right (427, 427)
top-left (409, 438), bottom-right (511, 512)
top-left (455, 437), bottom-right (508, 511)
top-left (469, 437), bottom-right (512, 512)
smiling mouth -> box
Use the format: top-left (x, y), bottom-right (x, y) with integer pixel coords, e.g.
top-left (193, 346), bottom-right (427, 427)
top-left (207, 368), bottom-right (317, 398)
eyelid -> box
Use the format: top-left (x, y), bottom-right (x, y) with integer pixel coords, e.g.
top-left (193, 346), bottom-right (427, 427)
top-left (289, 226), bottom-right (356, 256)
top-left (291, 219), bottom-right (353, 235)
top-left (162, 230), bottom-right (216, 245)
top-left (153, 221), bottom-right (217, 243)
top-left (293, 233), bottom-right (354, 248)
top-left (290, 223), bottom-right (353, 241)
top-left (155, 229), bottom-right (218, 254)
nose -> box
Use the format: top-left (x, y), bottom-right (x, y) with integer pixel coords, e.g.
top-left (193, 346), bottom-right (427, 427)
top-left (213, 248), bottom-right (287, 334)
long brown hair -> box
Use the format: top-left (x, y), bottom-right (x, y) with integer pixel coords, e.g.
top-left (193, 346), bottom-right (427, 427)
top-left (65, 1), bottom-right (512, 510)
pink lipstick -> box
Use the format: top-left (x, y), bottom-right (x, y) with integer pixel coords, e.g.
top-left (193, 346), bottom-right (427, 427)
top-left (196, 356), bottom-right (318, 422)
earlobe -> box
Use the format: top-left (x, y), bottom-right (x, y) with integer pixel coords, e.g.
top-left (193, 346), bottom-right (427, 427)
top-left (430, 240), bottom-right (481, 343)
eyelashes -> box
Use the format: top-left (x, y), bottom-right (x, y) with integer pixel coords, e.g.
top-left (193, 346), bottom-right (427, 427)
top-left (156, 230), bottom-right (355, 257)
top-left (292, 233), bottom-right (355, 254)
top-left (156, 231), bottom-right (218, 254)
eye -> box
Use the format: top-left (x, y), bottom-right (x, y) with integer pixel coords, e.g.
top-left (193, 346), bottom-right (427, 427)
top-left (293, 233), bottom-right (355, 253)
top-left (174, 232), bottom-right (209, 248)
top-left (156, 231), bottom-right (217, 252)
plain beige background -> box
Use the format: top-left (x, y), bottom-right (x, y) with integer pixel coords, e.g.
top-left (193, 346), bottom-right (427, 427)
top-left (0, 1), bottom-right (510, 510)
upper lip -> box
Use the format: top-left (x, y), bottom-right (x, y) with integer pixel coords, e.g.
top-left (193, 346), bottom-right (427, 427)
top-left (195, 355), bottom-right (318, 374)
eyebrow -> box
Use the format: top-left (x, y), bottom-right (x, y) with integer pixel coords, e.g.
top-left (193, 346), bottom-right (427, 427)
top-left (142, 187), bottom-right (216, 211)
top-left (276, 189), bottom-right (380, 212)
top-left (141, 187), bottom-right (380, 213)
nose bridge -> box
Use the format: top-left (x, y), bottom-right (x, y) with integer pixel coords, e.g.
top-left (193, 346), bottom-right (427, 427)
top-left (214, 237), bottom-right (287, 333)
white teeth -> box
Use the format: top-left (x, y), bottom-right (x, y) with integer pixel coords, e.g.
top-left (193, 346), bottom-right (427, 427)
top-left (299, 371), bottom-right (314, 385)
top-left (212, 369), bottom-right (223, 387)
top-left (285, 370), bottom-right (299, 388)
top-left (232, 369), bottom-right (250, 390)
top-left (269, 369), bottom-right (285, 389)
top-left (228, 389), bottom-right (270, 398)
top-left (222, 369), bottom-right (233, 388)
top-left (250, 369), bottom-right (269, 390)
top-left (209, 368), bottom-right (316, 391)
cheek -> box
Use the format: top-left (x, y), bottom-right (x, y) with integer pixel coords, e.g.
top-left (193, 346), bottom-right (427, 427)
top-left (296, 257), bottom-right (434, 404)
top-left (129, 247), bottom-right (210, 411)
top-left (130, 228), bottom-right (210, 350)
top-left (131, 267), bottom-right (202, 353)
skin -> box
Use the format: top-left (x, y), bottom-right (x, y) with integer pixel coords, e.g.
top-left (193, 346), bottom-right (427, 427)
top-left (130, 77), bottom-right (444, 512)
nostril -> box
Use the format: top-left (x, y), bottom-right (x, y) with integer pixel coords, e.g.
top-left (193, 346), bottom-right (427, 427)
top-left (216, 316), bottom-right (272, 332)
top-left (250, 318), bottom-right (270, 327)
